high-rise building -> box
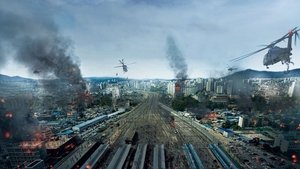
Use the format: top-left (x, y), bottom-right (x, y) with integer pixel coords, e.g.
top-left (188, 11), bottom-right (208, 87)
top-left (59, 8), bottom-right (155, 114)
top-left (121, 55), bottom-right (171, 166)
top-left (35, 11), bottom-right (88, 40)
top-left (238, 115), bottom-right (248, 128)
top-left (206, 78), bottom-right (214, 92)
top-left (226, 80), bottom-right (233, 96)
top-left (216, 86), bottom-right (223, 94)
top-left (288, 80), bottom-right (300, 98)
top-left (288, 81), bottom-right (296, 97)
top-left (167, 82), bottom-right (175, 97)
top-left (183, 80), bottom-right (198, 96)
top-left (175, 81), bottom-right (184, 97)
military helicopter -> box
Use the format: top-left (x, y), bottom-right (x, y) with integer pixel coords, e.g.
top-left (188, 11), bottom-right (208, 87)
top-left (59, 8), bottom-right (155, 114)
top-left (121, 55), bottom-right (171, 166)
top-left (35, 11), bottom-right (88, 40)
top-left (227, 65), bottom-right (238, 72)
top-left (114, 59), bottom-right (135, 73)
top-left (33, 70), bottom-right (40, 74)
top-left (231, 27), bottom-right (300, 71)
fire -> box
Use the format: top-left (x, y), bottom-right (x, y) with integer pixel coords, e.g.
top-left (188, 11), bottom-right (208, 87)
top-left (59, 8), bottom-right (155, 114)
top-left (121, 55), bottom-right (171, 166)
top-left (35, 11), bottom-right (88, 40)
top-left (34, 131), bottom-right (44, 141)
top-left (280, 123), bottom-right (285, 128)
top-left (5, 112), bottom-right (13, 118)
top-left (294, 140), bottom-right (300, 144)
top-left (19, 140), bottom-right (43, 152)
top-left (204, 112), bottom-right (218, 120)
top-left (85, 164), bottom-right (91, 169)
top-left (64, 143), bottom-right (75, 150)
top-left (3, 131), bottom-right (11, 139)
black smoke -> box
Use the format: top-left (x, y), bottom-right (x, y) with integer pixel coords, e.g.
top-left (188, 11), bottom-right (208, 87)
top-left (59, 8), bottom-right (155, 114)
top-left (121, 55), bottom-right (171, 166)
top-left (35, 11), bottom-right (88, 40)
top-left (0, 4), bottom-right (86, 140)
top-left (166, 36), bottom-right (188, 80)
top-left (0, 9), bottom-right (86, 92)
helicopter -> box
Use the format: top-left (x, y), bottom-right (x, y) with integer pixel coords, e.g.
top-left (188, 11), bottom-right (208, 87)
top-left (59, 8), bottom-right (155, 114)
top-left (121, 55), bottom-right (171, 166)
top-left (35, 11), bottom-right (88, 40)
top-left (231, 27), bottom-right (300, 71)
top-left (227, 65), bottom-right (238, 72)
top-left (33, 70), bottom-right (40, 74)
top-left (114, 59), bottom-right (136, 73)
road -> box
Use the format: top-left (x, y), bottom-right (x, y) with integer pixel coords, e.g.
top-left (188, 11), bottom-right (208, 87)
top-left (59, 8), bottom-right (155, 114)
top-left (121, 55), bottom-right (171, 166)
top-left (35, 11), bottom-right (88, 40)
top-left (98, 93), bottom-right (220, 169)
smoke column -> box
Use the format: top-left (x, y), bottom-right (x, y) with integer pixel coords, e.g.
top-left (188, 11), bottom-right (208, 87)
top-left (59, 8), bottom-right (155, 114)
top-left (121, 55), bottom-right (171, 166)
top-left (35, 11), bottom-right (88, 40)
top-left (0, 7), bottom-right (86, 140)
top-left (166, 36), bottom-right (188, 80)
top-left (0, 10), bottom-right (86, 91)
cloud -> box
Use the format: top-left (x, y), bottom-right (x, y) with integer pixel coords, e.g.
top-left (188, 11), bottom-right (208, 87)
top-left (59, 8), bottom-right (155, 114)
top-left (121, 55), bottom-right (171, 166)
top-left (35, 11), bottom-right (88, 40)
top-left (1, 0), bottom-right (300, 79)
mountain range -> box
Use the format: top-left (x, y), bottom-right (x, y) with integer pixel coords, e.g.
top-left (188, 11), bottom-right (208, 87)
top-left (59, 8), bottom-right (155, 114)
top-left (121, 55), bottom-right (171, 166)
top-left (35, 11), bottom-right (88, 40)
top-left (2, 69), bottom-right (300, 82)
top-left (0, 74), bottom-right (35, 82)
top-left (224, 69), bottom-right (300, 80)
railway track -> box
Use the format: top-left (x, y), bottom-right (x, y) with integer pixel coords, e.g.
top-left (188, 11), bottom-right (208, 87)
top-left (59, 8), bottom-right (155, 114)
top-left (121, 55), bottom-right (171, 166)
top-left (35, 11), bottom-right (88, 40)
top-left (99, 93), bottom-right (221, 169)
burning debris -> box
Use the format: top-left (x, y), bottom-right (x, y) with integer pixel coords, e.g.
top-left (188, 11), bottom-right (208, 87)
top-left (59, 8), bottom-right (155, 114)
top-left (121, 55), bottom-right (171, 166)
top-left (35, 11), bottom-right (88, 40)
top-left (0, 95), bottom-right (38, 141)
top-left (0, 6), bottom-right (86, 140)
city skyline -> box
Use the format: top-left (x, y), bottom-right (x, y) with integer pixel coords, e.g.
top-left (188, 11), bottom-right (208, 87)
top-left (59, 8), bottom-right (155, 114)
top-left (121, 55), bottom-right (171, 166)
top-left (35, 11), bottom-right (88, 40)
top-left (0, 0), bottom-right (300, 79)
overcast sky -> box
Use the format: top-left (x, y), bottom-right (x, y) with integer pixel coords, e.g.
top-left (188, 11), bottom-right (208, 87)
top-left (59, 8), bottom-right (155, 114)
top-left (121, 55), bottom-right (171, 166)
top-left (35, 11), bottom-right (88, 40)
top-left (1, 0), bottom-right (300, 79)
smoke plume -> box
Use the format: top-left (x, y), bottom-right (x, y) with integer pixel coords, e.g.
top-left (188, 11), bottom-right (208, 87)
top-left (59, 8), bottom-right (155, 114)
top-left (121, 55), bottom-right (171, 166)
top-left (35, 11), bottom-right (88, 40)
top-left (0, 10), bottom-right (86, 90)
top-left (166, 36), bottom-right (188, 80)
top-left (0, 7), bottom-right (86, 140)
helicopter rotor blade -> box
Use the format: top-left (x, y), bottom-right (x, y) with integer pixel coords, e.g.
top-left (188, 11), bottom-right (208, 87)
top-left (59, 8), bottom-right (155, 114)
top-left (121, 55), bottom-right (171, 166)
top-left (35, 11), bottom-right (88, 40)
top-left (231, 45), bottom-right (272, 62)
top-left (258, 44), bottom-right (269, 47)
top-left (231, 27), bottom-right (300, 62)
top-left (119, 59), bottom-right (125, 64)
top-left (231, 28), bottom-right (299, 62)
top-left (126, 62), bottom-right (136, 65)
top-left (269, 27), bottom-right (298, 46)
top-left (114, 66), bottom-right (123, 68)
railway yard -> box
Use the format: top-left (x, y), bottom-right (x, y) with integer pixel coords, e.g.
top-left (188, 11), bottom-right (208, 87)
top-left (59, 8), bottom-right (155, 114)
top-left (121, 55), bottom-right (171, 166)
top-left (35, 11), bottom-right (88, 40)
top-left (85, 93), bottom-right (225, 169)
top-left (52, 92), bottom-right (296, 169)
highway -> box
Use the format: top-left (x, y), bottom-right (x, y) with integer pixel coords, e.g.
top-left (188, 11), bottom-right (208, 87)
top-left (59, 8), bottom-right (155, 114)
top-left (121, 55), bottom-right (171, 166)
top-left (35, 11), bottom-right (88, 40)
top-left (99, 93), bottom-right (221, 169)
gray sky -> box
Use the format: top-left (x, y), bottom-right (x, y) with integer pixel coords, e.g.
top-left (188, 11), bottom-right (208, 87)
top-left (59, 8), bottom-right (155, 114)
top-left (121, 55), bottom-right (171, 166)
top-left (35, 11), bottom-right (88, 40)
top-left (1, 0), bottom-right (300, 79)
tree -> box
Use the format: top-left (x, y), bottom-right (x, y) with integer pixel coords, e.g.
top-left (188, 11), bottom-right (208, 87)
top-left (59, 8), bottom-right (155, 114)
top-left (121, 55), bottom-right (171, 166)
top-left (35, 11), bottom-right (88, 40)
top-left (171, 96), bottom-right (199, 111)
top-left (171, 98), bottom-right (186, 111)
top-left (232, 124), bottom-right (241, 130)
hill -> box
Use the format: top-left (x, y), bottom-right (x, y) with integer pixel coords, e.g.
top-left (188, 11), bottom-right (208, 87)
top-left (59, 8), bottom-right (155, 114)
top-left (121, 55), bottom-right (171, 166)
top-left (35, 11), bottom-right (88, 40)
top-left (224, 69), bottom-right (300, 80)
top-left (0, 74), bottom-right (35, 82)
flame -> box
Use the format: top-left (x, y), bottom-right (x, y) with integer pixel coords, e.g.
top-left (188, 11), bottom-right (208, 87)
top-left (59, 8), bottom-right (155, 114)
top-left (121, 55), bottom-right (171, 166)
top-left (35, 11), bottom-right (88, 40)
top-left (297, 124), bottom-right (300, 130)
top-left (294, 140), bottom-right (300, 144)
top-left (3, 131), bottom-right (11, 139)
top-left (34, 131), bottom-right (44, 141)
top-left (19, 140), bottom-right (43, 152)
top-left (5, 112), bottom-right (13, 118)
top-left (64, 143), bottom-right (75, 150)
